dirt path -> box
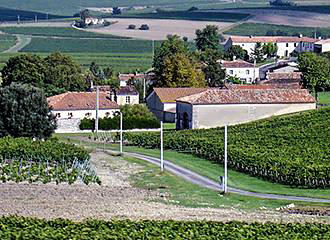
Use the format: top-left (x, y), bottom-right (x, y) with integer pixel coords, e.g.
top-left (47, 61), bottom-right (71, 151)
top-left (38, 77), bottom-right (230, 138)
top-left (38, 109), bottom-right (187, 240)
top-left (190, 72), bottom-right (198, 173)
top-left (3, 34), bottom-right (31, 53)
top-left (0, 150), bottom-right (329, 223)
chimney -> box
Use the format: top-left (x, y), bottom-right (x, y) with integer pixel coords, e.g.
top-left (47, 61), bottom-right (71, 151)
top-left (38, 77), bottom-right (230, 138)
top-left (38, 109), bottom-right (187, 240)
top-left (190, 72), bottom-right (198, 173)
top-left (299, 34), bottom-right (303, 38)
top-left (249, 35), bottom-right (253, 38)
top-left (233, 56), bottom-right (236, 61)
top-left (318, 36), bottom-right (322, 40)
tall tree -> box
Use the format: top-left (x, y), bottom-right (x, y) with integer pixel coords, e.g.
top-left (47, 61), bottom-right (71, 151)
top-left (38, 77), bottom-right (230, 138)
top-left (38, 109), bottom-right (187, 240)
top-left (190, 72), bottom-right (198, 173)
top-left (262, 42), bottom-right (278, 58)
top-left (225, 45), bottom-right (248, 61)
top-left (298, 53), bottom-right (330, 99)
top-left (251, 42), bottom-right (265, 63)
top-left (195, 25), bottom-right (223, 51)
top-left (161, 53), bottom-right (205, 88)
top-left (0, 83), bottom-right (56, 139)
top-left (153, 35), bottom-right (190, 86)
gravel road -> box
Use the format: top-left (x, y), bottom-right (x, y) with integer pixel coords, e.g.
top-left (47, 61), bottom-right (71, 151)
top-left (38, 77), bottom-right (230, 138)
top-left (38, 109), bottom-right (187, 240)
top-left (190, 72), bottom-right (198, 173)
top-left (0, 150), bottom-right (329, 223)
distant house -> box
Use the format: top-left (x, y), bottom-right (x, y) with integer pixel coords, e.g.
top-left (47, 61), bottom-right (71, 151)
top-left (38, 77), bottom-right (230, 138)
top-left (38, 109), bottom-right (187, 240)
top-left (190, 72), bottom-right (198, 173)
top-left (93, 86), bottom-right (139, 105)
top-left (146, 88), bottom-right (206, 122)
top-left (48, 92), bottom-right (120, 132)
top-left (314, 39), bottom-right (330, 53)
top-left (221, 59), bottom-right (259, 83)
top-left (225, 36), bottom-right (317, 57)
top-left (118, 73), bottom-right (155, 87)
top-left (261, 72), bottom-right (302, 87)
top-left (176, 87), bottom-right (315, 129)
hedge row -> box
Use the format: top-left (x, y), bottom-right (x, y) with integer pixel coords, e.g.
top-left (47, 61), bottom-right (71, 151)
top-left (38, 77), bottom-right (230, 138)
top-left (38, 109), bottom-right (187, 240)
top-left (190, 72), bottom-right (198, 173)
top-left (80, 116), bottom-right (160, 130)
top-left (0, 216), bottom-right (329, 239)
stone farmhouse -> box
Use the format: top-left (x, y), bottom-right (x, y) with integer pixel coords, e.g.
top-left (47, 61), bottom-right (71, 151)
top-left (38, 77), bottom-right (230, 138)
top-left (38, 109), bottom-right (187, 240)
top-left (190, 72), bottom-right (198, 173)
top-left (220, 59), bottom-right (259, 83)
top-left (225, 36), bottom-right (317, 57)
top-left (146, 88), bottom-right (206, 122)
top-left (176, 86), bottom-right (315, 130)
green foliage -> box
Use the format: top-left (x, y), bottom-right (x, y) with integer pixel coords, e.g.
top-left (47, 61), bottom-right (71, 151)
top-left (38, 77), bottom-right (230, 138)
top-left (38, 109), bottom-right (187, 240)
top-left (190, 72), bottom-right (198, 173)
top-left (125, 108), bottom-right (330, 188)
top-left (0, 34), bottom-right (16, 52)
top-left (0, 84), bottom-right (56, 139)
top-left (251, 43), bottom-right (265, 63)
top-left (1, 216), bottom-right (330, 239)
top-left (225, 23), bottom-right (330, 39)
top-left (298, 52), bottom-right (330, 95)
top-left (0, 136), bottom-right (99, 185)
top-left (1, 53), bottom-right (89, 96)
top-left (0, 27), bottom-right (127, 39)
top-left (203, 61), bottom-right (225, 87)
top-left (195, 25), bottom-right (224, 51)
top-left (262, 42), bottom-right (278, 58)
top-left (225, 45), bottom-right (248, 61)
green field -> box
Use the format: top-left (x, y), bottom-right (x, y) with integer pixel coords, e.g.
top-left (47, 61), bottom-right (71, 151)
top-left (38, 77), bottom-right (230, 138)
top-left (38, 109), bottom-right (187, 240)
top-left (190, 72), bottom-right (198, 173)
top-left (0, 27), bottom-right (129, 39)
top-left (224, 23), bottom-right (330, 38)
top-left (125, 108), bottom-right (330, 188)
top-left (318, 92), bottom-right (330, 105)
top-left (0, 34), bottom-right (16, 52)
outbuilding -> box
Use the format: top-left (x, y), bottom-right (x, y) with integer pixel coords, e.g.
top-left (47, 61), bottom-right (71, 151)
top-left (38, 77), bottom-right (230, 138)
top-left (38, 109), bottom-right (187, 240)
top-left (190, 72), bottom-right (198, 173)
top-left (176, 87), bottom-right (316, 129)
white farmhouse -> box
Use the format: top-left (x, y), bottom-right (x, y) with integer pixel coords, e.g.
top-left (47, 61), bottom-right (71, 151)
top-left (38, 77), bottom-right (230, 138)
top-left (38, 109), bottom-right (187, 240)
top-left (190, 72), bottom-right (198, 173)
top-left (314, 39), bottom-right (330, 53)
top-left (48, 92), bottom-right (120, 132)
top-left (96, 86), bottom-right (140, 105)
top-left (221, 59), bottom-right (259, 83)
top-left (225, 36), bottom-right (317, 58)
top-left (176, 87), bottom-right (315, 130)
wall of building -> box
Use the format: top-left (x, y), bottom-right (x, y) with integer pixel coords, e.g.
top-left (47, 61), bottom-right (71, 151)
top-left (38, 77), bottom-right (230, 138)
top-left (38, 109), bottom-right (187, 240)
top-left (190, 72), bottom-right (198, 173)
top-left (52, 109), bottom-right (119, 120)
top-left (225, 67), bottom-right (259, 83)
top-left (176, 102), bottom-right (193, 129)
top-left (146, 92), bottom-right (176, 122)
top-left (116, 95), bottom-right (139, 105)
top-left (177, 103), bottom-right (316, 129)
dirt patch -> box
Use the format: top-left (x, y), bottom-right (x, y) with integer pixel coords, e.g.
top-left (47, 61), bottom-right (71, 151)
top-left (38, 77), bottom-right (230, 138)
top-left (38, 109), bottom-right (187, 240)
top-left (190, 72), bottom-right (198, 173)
top-left (0, 150), bottom-right (329, 223)
top-left (86, 18), bottom-right (235, 40)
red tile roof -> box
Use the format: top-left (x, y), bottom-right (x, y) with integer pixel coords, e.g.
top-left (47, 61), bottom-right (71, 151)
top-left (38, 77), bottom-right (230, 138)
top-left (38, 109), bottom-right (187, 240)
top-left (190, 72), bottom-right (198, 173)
top-left (222, 60), bottom-right (255, 68)
top-left (230, 36), bottom-right (317, 43)
top-left (48, 92), bottom-right (119, 111)
top-left (267, 72), bottom-right (302, 80)
top-left (177, 88), bottom-right (315, 105)
top-left (226, 84), bottom-right (287, 90)
top-left (152, 88), bottom-right (207, 103)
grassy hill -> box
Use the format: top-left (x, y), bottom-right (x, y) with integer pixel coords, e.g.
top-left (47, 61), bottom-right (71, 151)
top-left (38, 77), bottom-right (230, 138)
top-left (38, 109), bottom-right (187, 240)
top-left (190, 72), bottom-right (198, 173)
top-left (125, 108), bottom-right (330, 188)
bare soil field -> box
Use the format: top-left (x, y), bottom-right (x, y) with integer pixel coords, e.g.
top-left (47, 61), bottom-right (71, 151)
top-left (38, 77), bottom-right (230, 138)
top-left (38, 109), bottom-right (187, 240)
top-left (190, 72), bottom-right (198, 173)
top-left (86, 18), bottom-right (235, 40)
top-left (219, 9), bottom-right (330, 27)
top-left (0, 150), bottom-right (329, 223)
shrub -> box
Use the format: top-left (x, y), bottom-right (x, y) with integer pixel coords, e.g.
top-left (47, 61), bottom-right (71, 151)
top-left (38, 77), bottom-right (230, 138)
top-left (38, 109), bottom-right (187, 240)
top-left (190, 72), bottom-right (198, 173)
top-left (187, 6), bottom-right (199, 11)
top-left (140, 24), bottom-right (149, 30)
top-left (128, 24), bottom-right (136, 30)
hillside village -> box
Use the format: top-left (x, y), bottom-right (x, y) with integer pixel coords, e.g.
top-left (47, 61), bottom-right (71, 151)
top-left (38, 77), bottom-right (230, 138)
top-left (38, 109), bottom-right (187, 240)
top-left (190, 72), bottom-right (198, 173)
top-left (1, 0), bottom-right (330, 238)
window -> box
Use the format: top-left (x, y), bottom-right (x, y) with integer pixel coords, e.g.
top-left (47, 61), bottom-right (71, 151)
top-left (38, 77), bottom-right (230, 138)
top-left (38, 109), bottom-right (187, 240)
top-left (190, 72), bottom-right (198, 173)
top-left (286, 43), bottom-right (289, 47)
top-left (229, 70), bottom-right (234, 75)
top-left (246, 70), bottom-right (250, 75)
top-left (242, 44), bottom-right (244, 46)
top-left (55, 113), bottom-right (61, 118)
top-left (85, 112), bottom-right (91, 117)
top-left (68, 112), bottom-right (73, 119)
top-left (294, 43), bottom-right (297, 47)
top-left (126, 96), bottom-right (131, 104)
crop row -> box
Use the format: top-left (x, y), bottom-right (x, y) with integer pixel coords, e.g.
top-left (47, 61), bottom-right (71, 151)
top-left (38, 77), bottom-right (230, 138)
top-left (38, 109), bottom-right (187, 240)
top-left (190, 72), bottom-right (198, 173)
top-left (0, 137), bottom-right (100, 185)
top-left (0, 216), bottom-right (329, 239)
top-left (125, 108), bottom-right (330, 188)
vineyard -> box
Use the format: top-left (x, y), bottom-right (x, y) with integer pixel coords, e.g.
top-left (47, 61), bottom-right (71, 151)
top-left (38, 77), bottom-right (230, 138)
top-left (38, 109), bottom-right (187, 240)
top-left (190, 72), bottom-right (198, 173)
top-left (0, 216), bottom-right (329, 239)
top-left (125, 108), bottom-right (330, 188)
top-left (0, 34), bottom-right (16, 52)
top-left (0, 137), bottom-right (100, 185)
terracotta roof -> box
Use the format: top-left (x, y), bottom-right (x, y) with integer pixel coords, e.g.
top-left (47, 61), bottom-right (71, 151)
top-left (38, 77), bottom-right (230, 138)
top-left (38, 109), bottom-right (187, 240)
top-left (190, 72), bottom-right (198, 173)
top-left (222, 60), bottom-right (255, 68)
top-left (230, 36), bottom-right (317, 43)
top-left (119, 73), bottom-right (155, 81)
top-left (226, 84), bottom-right (285, 90)
top-left (152, 88), bottom-right (207, 103)
top-left (267, 72), bottom-right (302, 80)
top-left (177, 88), bottom-right (315, 105)
top-left (48, 92), bottom-right (119, 111)
top-left (315, 39), bottom-right (330, 44)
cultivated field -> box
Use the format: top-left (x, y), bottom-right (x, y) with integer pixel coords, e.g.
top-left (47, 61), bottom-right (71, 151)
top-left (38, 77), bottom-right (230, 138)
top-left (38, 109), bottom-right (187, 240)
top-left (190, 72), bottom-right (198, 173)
top-left (87, 18), bottom-right (234, 40)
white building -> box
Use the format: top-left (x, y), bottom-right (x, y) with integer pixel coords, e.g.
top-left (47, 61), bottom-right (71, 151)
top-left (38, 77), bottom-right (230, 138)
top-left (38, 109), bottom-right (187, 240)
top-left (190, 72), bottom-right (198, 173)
top-left (146, 88), bottom-right (206, 122)
top-left (97, 86), bottom-right (140, 105)
top-left (314, 39), bottom-right (330, 53)
top-left (225, 36), bottom-right (317, 58)
top-left (221, 59), bottom-right (259, 83)
top-left (176, 87), bottom-right (315, 130)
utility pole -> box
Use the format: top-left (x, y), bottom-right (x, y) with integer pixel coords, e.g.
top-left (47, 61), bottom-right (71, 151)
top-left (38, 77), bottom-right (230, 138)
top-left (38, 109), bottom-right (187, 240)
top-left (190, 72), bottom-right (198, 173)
top-left (95, 86), bottom-right (99, 133)
top-left (17, 15), bottom-right (20, 24)
top-left (253, 58), bottom-right (256, 83)
top-left (143, 77), bottom-right (146, 100)
top-left (35, 14), bottom-right (37, 22)
top-left (224, 125), bottom-right (228, 194)
top-left (120, 112), bottom-right (123, 154)
top-left (160, 121), bottom-right (164, 172)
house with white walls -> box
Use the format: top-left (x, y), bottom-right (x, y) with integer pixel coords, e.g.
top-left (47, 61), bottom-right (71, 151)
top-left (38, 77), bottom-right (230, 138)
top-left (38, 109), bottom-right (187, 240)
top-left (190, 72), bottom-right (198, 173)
top-left (221, 59), bottom-right (259, 83)
top-left (225, 35), bottom-right (317, 58)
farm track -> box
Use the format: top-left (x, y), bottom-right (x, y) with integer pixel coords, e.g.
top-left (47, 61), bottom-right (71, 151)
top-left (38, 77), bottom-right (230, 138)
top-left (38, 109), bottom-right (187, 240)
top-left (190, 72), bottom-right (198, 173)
top-left (3, 34), bottom-right (31, 53)
top-left (122, 151), bottom-right (330, 203)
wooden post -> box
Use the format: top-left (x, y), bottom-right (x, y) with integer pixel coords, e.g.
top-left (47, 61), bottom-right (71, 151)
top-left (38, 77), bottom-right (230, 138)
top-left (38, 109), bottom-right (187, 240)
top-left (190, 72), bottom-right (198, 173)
top-left (224, 125), bottom-right (228, 193)
top-left (160, 121), bottom-right (164, 172)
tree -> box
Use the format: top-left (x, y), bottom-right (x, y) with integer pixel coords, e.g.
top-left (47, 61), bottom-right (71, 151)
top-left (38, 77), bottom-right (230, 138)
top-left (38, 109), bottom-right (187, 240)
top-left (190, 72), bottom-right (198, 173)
top-left (153, 35), bottom-right (190, 86)
top-left (298, 53), bottom-right (330, 99)
top-left (44, 52), bottom-right (87, 96)
top-left (80, 9), bottom-right (90, 21)
top-left (161, 53), bottom-right (205, 88)
top-left (195, 25), bottom-right (224, 51)
top-left (0, 83), bottom-right (56, 139)
top-left (225, 45), bottom-right (248, 61)
top-left (262, 42), bottom-right (278, 58)
top-left (1, 54), bottom-right (46, 89)
top-left (88, 61), bottom-right (115, 86)
top-left (1, 53), bottom-right (89, 97)
top-left (251, 43), bottom-right (265, 63)
top-left (112, 7), bottom-right (122, 15)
